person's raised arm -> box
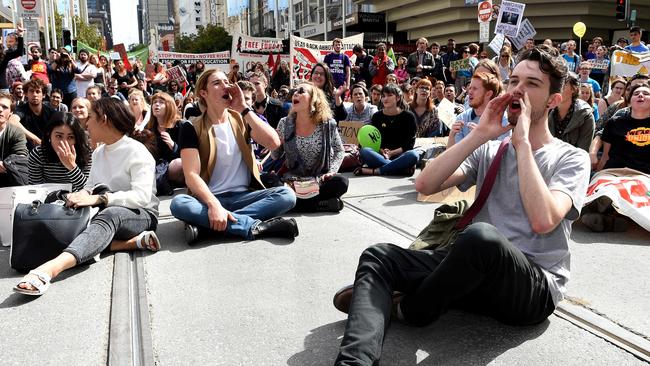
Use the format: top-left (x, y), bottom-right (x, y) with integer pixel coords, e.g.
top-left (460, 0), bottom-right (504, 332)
top-left (416, 93), bottom-right (513, 195)
top-left (227, 84), bottom-right (280, 150)
top-left (511, 93), bottom-right (578, 234)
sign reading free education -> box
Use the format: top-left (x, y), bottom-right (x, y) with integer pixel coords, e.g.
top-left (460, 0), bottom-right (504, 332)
top-left (494, 0), bottom-right (525, 37)
top-left (155, 51), bottom-right (231, 67)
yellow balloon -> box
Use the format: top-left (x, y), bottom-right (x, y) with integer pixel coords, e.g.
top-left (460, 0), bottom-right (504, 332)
top-left (573, 22), bottom-right (586, 38)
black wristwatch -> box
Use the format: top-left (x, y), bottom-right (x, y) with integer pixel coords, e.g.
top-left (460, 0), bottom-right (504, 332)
top-left (98, 193), bottom-right (109, 208)
top-left (240, 107), bottom-right (253, 118)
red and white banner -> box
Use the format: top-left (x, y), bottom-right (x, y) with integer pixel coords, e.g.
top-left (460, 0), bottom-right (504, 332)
top-left (584, 168), bottom-right (650, 231)
top-left (154, 50), bottom-right (231, 68)
top-left (231, 32), bottom-right (286, 71)
top-left (289, 33), bottom-right (364, 87)
top-left (236, 53), bottom-right (290, 76)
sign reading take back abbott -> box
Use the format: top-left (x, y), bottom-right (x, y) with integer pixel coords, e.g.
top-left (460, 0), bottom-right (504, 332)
top-left (17, 0), bottom-right (41, 19)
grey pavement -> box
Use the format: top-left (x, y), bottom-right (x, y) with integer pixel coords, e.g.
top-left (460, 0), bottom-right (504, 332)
top-left (0, 171), bottom-right (648, 365)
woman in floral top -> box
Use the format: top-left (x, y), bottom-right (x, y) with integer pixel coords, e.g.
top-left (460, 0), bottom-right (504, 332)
top-left (409, 79), bottom-right (448, 137)
top-left (271, 82), bottom-right (347, 212)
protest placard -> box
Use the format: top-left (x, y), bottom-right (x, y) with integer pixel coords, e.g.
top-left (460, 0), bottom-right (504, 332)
top-left (610, 50), bottom-right (650, 77)
top-left (166, 65), bottom-right (188, 86)
top-left (290, 33), bottom-right (364, 86)
top-left (494, 0), bottom-right (525, 37)
top-left (437, 98), bottom-right (457, 129)
top-left (586, 59), bottom-right (610, 71)
top-left (510, 18), bottom-right (536, 50)
top-left (488, 33), bottom-right (507, 54)
top-left (450, 58), bottom-right (472, 73)
top-left (338, 120), bottom-right (365, 144)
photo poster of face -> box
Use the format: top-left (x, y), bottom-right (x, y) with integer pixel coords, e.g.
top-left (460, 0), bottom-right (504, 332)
top-left (494, 0), bottom-right (525, 38)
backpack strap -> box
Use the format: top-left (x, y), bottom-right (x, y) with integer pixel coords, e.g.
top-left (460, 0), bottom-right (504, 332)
top-left (454, 137), bottom-right (510, 230)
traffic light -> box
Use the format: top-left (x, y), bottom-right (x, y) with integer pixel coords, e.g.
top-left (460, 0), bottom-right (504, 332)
top-left (62, 29), bottom-right (72, 47)
top-left (616, 0), bottom-right (627, 21)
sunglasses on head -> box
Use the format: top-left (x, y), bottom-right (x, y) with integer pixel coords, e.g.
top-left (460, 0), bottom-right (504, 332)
top-left (295, 86), bottom-right (310, 95)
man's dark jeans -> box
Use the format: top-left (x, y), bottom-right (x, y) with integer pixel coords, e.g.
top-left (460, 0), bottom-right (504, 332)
top-left (335, 222), bottom-right (556, 366)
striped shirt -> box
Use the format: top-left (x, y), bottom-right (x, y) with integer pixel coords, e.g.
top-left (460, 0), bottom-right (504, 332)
top-left (28, 145), bottom-right (91, 192)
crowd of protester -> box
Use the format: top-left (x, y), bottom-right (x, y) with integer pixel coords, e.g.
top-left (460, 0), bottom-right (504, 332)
top-left (0, 25), bottom-right (648, 355)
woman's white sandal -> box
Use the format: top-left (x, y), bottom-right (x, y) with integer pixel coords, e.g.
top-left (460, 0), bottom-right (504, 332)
top-left (13, 270), bottom-right (52, 296)
top-left (135, 231), bottom-right (161, 252)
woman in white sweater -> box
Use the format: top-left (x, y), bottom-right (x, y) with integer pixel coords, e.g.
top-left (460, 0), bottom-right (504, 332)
top-left (14, 98), bottom-right (160, 296)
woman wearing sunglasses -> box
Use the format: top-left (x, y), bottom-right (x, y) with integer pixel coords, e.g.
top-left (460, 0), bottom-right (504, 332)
top-left (271, 83), bottom-right (347, 212)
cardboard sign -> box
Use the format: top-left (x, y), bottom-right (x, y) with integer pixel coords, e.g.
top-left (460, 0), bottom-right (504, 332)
top-left (338, 120), bottom-right (365, 144)
top-left (494, 0), bottom-right (525, 37)
top-left (488, 33), bottom-right (507, 54)
top-left (610, 50), bottom-right (650, 77)
top-left (450, 58), bottom-right (472, 72)
top-left (417, 186), bottom-right (476, 204)
top-left (586, 59), bottom-right (610, 71)
top-left (113, 43), bottom-right (132, 71)
top-left (510, 18), bottom-right (536, 50)
top-left (437, 98), bottom-right (458, 128)
top-left (166, 65), bottom-right (188, 86)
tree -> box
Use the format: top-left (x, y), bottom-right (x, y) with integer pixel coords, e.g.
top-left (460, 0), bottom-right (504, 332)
top-left (73, 16), bottom-right (102, 50)
top-left (51, 12), bottom-right (103, 50)
top-left (175, 24), bottom-right (232, 53)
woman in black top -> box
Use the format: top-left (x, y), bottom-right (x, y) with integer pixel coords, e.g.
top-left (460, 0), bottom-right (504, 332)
top-left (599, 83), bottom-right (650, 174)
top-left (146, 92), bottom-right (184, 194)
top-left (111, 60), bottom-right (137, 99)
top-left (355, 83), bottom-right (419, 176)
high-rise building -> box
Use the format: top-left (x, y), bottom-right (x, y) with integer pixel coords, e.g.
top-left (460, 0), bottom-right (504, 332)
top-left (87, 0), bottom-right (113, 47)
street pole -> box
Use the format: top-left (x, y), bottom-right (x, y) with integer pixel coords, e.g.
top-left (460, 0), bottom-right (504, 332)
top-left (50, 0), bottom-right (58, 49)
top-left (43, 0), bottom-right (51, 50)
top-left (275, 0), bottom-right (280, 38)
top-left (341, 0), bottom-right (346, 38)
top-left (323, 0), bottom-right (327, 41)
top-left (287, 0), bottom-right (292, 38)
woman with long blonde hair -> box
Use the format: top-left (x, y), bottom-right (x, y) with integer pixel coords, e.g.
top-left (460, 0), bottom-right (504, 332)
top-left (129, 88), bottom-right (150, 131)
top-left (271, 82), bottom-right (347, 212)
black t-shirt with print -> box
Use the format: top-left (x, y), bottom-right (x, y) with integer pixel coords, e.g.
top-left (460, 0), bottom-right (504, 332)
top-left (601, 114), bottom-right (650, 174)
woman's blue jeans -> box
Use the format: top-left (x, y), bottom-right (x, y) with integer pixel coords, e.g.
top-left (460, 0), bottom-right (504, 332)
top-left (170, 186), bottom-right (296, 240)
top-left (359, 147), bottom-right (419, 175)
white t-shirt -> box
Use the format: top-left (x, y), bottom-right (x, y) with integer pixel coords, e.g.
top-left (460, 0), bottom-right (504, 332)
top-left (75, 61), bottom-right (97, 98)
top-left (208, 123), bottom-right (250, 195)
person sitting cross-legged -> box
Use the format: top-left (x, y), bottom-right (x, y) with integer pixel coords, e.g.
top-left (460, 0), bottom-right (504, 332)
top-left (332, 46), bottom-right (591, 365)
top-left (271, 82), bottom-right (348, 212)
top-left (14, 98), bottom-right (161, 296)
top-left (170, 69), bottom-right (298, 245)
top-left (354, 83), bottom-right (419, 176)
